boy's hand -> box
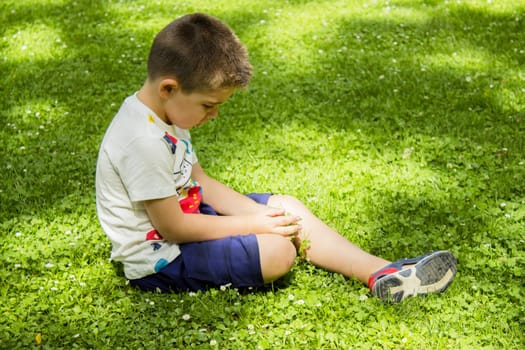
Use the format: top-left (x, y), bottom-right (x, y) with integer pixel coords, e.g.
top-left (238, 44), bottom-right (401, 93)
top-left (252, 208), bottom-right (302, 237)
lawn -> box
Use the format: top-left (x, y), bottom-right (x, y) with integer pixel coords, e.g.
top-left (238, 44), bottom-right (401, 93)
top-left (1, 0), bottom-right (524, 348)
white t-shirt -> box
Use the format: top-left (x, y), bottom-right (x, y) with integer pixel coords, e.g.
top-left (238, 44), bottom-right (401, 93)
top-left (96, 94), bottom-right (201, 279)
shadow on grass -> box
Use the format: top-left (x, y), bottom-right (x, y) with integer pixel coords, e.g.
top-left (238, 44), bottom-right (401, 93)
top-left (1, 1), bottom-right (523, 218)
top-left (1, 1), bottom-right (524, 347)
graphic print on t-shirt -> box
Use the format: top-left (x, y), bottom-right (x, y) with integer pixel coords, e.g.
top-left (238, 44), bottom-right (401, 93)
top-left (161, 131), bottom-right (202, 214)
top-left (163, 131), bottom-right (178, 154)
top-left (179, 184), bottom-right (203, 213)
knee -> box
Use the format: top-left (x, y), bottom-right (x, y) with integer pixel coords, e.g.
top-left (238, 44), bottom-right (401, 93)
top-left (258, 235), bottom-right (297, 283)
top-left (269, 194), bottom-right (303, 209)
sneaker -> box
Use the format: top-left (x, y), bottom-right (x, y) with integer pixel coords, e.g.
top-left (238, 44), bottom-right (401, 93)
top-left (368, 250), bottom-right (457, 303)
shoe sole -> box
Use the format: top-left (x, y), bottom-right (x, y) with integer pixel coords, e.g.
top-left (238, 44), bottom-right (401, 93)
top-left (372, 250), bottom-right (457, 303)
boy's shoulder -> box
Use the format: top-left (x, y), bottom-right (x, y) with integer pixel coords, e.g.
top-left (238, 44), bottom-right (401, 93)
top-left (102, 94), bottom-right (192, 155)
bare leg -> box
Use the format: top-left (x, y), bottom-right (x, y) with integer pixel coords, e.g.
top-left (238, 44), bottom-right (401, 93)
top-left (268, 194), bottom-right (389, 284)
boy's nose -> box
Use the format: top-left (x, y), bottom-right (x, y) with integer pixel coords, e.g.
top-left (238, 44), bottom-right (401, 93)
top-left (207, 107), bottom-right (219, 119)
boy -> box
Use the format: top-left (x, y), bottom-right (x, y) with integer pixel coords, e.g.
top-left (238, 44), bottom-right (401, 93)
top-left (95, 13), bottom-right (457, 302)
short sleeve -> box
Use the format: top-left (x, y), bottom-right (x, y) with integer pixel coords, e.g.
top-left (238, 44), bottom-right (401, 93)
top-left (115, 137), bottom-right (178, 202)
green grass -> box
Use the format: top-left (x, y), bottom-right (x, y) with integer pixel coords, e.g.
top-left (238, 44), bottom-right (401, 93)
top-left (1, 0), bottom-right (524, 348)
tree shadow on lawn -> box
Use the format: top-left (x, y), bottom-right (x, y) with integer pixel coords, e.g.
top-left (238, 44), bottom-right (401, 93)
top-left (2, 0), bottom-right (523, 297)
top-left (1, 2), bottom-right (524, 346)
top-left (2, 0), bottom-right (523, 217)
top-left (1, 0), bottom-right (522, 256)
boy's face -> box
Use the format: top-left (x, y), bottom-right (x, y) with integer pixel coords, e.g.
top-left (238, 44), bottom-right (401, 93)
top-left (162, 85), bottom-right (235, 129)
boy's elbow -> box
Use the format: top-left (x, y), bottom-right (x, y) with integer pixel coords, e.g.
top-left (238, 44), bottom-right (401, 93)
top-left (156, 215), bottom-right (196, 244)
top-left (157, 225), bottom-right (190, 244)
top-left (144, 196), bottom-right (190, 243)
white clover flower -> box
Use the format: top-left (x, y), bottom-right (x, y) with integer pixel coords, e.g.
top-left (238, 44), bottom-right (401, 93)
top-left (15, 231), bottom-right (22, 237)
top-left (210, 340), bottom-right (217, 346)
top-left (182, 314), bottom-right (191, 321)
top-left (287, 294), bottom-right (295, 301)
top-left (45, 263), bottom-right (54, 268)
top-left (188, 292), bottom-right (196, 297)
top-left (295, 299), bottom-right (305, 305)
top-left (220, 283), bottom-right (232, 291)
top-left (359, 294), bottom-right (369, 301)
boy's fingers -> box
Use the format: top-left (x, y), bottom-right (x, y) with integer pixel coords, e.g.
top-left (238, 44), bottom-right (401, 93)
top-left (283, 215), bottom-right (301, 226)
top-left (268, 208), bottom-right (286, 217)
top-left (279, 224), bottom-right (302, 236)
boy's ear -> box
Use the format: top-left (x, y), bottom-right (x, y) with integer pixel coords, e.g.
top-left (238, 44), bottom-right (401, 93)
top-left (159, 78), bottom-right (179, 99)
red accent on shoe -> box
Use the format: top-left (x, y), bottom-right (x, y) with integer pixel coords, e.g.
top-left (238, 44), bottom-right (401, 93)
top-left (368, 267), bottom-right (400, 290)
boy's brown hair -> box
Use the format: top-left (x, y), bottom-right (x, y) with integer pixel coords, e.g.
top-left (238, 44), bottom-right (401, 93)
top-left (147, 13), bottom-right (252, 93)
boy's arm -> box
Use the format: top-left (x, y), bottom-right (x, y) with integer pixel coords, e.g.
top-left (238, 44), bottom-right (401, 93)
top-left (191, 163), bottom-right (268, 216)
top-left (144, 196), bottom-right (301, 243)
top-left (143, 164), bottom-right (302, 243)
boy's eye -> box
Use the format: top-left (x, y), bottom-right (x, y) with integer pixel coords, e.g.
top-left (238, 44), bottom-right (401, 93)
top-left (203, 104), bottom-right (213, 109)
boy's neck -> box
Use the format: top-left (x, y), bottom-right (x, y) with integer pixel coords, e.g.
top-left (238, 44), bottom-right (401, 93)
top-left (136, 81), bottom-right (165, 122)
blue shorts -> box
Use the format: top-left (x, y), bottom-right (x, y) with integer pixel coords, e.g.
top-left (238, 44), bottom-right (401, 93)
top-left (129, 193), bottom-right (271, 293)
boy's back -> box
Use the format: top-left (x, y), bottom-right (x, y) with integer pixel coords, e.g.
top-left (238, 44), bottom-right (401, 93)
top-left (96, 94), bottom-right (197, 279)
